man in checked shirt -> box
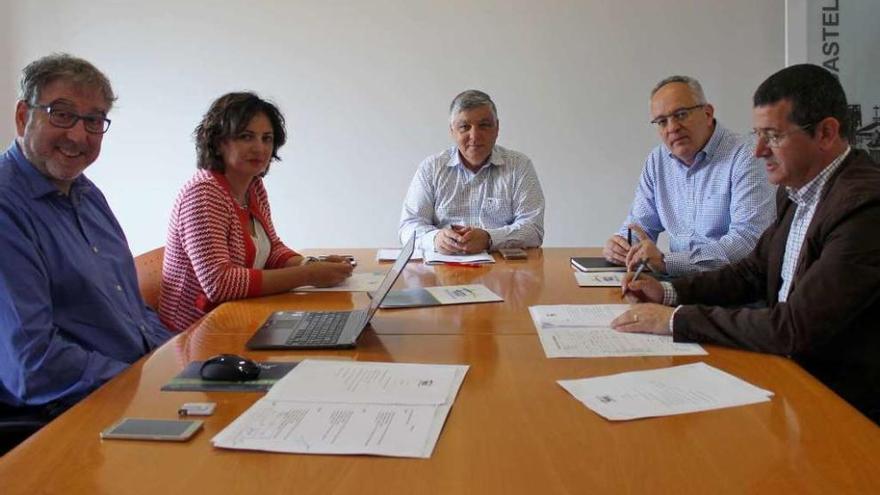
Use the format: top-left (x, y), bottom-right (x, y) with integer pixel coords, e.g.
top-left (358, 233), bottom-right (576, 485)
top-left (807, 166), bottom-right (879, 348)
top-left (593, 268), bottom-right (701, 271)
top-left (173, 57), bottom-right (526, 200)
top-left (398, 90), bottom-right (545, 255)
top-left (604, 75), bottom-right (775, 276)
top-left (613, 64), bottom-right (880, 425)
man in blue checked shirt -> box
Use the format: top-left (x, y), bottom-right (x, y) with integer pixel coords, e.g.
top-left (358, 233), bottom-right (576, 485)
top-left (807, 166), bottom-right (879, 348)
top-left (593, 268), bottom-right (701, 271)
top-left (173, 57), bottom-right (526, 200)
top-left (0, 54), bottom-right (172, 435)
top-left (399, 90), bottom-right (545, 254)
top-left (603, 76), bottom-right (775, 276)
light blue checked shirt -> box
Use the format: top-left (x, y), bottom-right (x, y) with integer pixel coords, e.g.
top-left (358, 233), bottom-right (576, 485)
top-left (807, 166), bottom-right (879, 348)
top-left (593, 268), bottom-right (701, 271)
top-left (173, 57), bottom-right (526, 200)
top-left (619, 122), bottom-right (775, 276)
top-left (778, 147), bottom-right (850, 302)
top-left (399, 145), bottom-right (545, 252)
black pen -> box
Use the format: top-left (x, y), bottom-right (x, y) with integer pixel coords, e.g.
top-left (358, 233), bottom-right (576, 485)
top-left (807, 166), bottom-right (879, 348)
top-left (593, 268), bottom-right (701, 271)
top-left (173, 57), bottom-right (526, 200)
top-left (627, 227), bottom-right (632, 246)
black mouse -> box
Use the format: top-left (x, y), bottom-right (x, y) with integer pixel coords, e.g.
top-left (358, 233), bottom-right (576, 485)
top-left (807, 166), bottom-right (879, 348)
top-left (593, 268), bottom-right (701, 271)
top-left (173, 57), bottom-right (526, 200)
top-left (199, 354), bottom-right (261, 381)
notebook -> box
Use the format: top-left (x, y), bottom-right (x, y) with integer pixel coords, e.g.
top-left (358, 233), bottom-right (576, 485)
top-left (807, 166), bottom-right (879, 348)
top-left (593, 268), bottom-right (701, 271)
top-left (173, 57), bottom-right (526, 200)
top-left (246, 235), bottom-right (414, 349)
top-left (570, 257), bottom-right (627, 272)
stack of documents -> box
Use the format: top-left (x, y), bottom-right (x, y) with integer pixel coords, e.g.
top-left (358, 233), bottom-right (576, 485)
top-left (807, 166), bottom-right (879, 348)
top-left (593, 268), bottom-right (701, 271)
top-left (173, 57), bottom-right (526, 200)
top-left (529, 305), bottom-right (706, 358)
top-left (423, 251), bottom-right (495, 265)
top-left (574, 271), bottom-right (625, 287)
top-left (295, 271), bottom-right (387, 292)
top-left (380, 284), bottom-right (503, 308)
top-left (377, 248), bottom-right (424, 262)
top-left (558, 362), bottom-right (774, 420)
top-left (212, 360), bottom-right (468, 458)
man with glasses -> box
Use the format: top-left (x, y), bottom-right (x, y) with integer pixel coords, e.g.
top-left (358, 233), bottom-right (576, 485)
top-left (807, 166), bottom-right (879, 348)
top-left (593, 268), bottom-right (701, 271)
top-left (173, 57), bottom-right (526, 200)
top-left (603, 75), bottom-right (775, 275)
top-left (0, 54), bottom-right (172, 444)
top-left (612, 64), bottom-right (880, 424)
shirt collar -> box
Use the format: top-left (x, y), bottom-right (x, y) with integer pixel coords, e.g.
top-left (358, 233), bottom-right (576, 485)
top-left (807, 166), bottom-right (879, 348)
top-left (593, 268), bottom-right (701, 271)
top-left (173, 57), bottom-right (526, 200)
top-left (785, 146), bottom-right (851, 206)
top-left (664, 120), bottom-right (724, 167)
top-left (447, 145), bottom-right (506, 170)
top-left (8, 140), bottom-right (93, 200)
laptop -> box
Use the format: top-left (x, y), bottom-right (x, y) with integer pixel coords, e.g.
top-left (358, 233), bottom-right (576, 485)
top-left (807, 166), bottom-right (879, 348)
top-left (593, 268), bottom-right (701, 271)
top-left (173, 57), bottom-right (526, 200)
top-left (246, 235), bottom-right (415, 350)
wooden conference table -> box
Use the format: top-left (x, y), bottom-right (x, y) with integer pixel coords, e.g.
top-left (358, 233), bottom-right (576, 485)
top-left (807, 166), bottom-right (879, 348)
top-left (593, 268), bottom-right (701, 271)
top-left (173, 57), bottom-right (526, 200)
top-left (2, 249), bottom-right (878, 494)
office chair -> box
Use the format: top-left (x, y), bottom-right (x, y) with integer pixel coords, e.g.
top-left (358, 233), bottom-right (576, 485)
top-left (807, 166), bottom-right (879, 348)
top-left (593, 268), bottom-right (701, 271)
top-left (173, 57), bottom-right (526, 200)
top-left (134, 246), bottom-right (165, 309)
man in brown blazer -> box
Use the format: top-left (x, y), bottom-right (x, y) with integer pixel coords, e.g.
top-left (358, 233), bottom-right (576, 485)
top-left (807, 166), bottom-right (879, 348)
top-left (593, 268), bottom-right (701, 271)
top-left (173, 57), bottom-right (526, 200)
top-left (611, 64), bottom-right (880, 425)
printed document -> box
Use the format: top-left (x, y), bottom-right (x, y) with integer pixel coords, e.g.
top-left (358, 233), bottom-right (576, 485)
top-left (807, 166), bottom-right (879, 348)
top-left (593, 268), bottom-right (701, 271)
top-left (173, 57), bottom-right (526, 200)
top-left (574, 271), bottom-right (625, 287)
top-left (423, 251), bottom-right (495, 265)
top-left (212, 360), bottom-right (468, 458)
top-left (529, 305), bottom-right (706, 358)
top-left (558, 362), bottom-right (773, 420)
top-left (425, 284), bottom-right (503, 304)
top-left (295, 271), bottom-right (387, 292)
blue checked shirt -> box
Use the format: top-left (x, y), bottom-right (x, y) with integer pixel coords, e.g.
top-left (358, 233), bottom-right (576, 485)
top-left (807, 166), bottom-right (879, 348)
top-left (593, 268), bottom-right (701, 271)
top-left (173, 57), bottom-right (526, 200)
top-left (620, 123), bottom-right (775, 275)
top-left (778, 147), bottom-right (850, 302)
top-left (399, 145), bottom-right (545, 252)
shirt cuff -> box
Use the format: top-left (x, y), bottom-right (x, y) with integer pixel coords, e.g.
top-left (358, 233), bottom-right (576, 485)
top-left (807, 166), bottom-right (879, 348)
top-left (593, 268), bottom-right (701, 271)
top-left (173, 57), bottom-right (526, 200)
top-left (669, 305), bottom-right (683, 335)
top-left (420, 229), bottom-right (439, 252)
top-left (660, 281), bottom-right (678, 306)
top-left (663, 251), bottom-right (690, 276)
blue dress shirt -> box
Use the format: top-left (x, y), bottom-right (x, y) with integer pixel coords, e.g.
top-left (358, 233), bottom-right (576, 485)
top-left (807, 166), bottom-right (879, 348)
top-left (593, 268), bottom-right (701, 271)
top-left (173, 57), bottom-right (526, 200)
top-left (399, 145), bottom-right (545, 252)
top-left (620, 123), bottom-right (775, 275)
top-left (0, 141), bottom-right (172, 409)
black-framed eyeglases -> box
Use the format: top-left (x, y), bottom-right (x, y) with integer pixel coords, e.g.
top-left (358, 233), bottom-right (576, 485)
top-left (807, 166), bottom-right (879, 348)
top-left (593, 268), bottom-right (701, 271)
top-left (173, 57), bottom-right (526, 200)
top-left (650, 104), bottom-right (705, 128)
top-left (28, 103), bottom-right (111, 134)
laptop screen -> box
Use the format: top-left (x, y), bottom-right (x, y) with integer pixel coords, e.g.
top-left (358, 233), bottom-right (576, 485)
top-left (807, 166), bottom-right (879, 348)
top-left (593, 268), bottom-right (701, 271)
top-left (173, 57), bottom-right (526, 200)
top-left (365, 234), bottom-right (415, 320)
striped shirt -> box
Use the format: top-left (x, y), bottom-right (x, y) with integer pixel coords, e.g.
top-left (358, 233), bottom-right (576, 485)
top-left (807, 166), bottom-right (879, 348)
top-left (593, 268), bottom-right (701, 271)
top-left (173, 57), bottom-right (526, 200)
top-left (399, 145), bottom-right (545, 252)
top-left (159, 170), bottom-right (297, 332)
top-left (778, 147), bottom-right (851, 301)
top-left (621, 123), bottom-right (775, 275)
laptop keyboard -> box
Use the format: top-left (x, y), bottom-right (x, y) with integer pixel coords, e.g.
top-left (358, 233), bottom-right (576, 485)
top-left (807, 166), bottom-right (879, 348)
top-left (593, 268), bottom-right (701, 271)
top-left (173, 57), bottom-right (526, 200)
top-left (285, 312), bottom-right (348, 346)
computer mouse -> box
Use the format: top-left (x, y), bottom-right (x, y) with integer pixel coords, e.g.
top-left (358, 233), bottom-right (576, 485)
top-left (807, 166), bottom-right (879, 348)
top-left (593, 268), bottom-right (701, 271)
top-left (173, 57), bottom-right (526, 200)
top-left (199, 354), bottom-right (261, 381)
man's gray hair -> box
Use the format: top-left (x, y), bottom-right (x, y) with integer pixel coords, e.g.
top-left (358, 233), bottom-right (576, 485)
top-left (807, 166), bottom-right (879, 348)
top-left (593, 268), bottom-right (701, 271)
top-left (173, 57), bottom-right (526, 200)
top-left (18, 53), bottom-right (116, 108)
top-left (650, 75), bottom-right (707, 105)
top-left (449, 89), bottom-right (498, 123)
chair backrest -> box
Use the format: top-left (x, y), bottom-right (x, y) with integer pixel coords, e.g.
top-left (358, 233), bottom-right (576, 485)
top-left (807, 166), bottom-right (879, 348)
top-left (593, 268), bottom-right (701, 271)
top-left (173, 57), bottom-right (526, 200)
top-left (134, 246), bottom-right (164, 309)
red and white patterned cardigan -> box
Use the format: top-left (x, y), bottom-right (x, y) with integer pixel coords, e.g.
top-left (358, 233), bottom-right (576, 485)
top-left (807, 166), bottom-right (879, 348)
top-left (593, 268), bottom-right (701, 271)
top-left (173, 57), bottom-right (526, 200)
top-left (158, 170), bottom-right (297, 332)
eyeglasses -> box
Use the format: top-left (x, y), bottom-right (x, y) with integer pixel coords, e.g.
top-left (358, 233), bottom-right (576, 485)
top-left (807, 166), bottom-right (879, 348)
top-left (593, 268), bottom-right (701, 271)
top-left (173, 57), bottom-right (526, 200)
top-left (29, 103), bottom-right (111, 134)
top-left (751, 123), bottom-right (816, 148)
top-left (650, 104), bottom-right (705, 128)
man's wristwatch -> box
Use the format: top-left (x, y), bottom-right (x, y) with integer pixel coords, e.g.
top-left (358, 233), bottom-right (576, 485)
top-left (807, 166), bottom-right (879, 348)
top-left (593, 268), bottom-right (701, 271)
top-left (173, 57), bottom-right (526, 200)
top-left (301, 256), bottom-right (320, 265)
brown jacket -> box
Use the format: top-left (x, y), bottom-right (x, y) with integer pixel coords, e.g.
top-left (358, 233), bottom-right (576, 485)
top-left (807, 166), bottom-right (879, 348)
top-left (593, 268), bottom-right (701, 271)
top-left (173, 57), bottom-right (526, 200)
top-left (672, 149), bottom-right (880, 423)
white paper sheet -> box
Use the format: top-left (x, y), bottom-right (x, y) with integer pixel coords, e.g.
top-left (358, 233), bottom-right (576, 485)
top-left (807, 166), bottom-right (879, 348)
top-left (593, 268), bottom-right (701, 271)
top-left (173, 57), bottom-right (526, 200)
top-left (377, 248), bottom-right (424, 261)
top-left (425, 284), bottom-right (503, 305)
top-left (212, 401), bottom-right (440, 457)
top-left (423, 251), bottom-right (495, 265)
top-left (558, 362), bottom-right (773, 420)
top-left (294, 272), bottom-right (387, 292)
top-left (267, 360), bottom-right (459, 405)
top-left (529, 305), bottom-right (706, 357)
top-left (538, 328), bottom-right (707, 358)
top-left (574, 271), bottom-right (625, 287)
top-left (212, 360), bottom-right (468, 458)
top-left (529, 304), bottom-right (630, 328)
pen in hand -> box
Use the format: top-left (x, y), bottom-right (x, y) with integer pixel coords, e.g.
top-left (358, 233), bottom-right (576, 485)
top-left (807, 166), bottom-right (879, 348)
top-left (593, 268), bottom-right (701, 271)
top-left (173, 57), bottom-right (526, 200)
top-left (621, 259), bottom-right (648, 299)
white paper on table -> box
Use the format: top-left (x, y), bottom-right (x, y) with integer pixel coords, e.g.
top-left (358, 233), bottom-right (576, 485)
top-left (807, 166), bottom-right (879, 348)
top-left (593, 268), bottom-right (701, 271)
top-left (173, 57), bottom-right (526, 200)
top-left (529, 304), bottom-right (630, 328)
top-left (529, 304), bottom-right (706, 357)
top-left (212, 401), bottom-right (440, 458)
top-left (423, 251), bottom-right (495, 265)
top-left (213, 363), bottom-right (468, 458)
top-left (537, 327), bottom-right (706, 358)
top-left (294, 272), bottom-right (387, 292)
top-left (558, 362), bottom-right (773, 421)
top-left (266, 359), bottom-right (460, 405)
top-left (574, 271), bottom-right (625, 287)
top-left (377, 248), bottom-right (424, 261)
top-left (424, 284), bottom-right (503, 304)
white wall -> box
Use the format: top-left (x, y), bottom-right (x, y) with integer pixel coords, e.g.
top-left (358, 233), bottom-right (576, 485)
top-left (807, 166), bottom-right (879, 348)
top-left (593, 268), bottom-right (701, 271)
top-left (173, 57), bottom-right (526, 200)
top-left (2, 0), bottom-right (784, 255)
